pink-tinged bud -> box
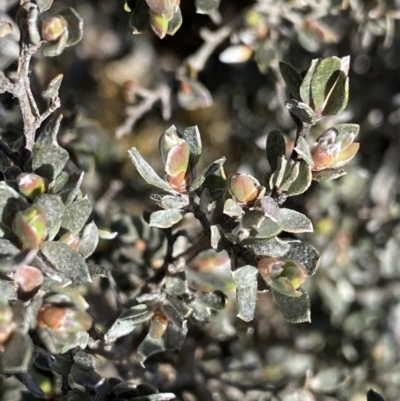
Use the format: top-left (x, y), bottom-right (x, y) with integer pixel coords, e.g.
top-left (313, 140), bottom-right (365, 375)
top-left (258, 257), bottom-right (283, 281)
top-left (165, 170), bottom-right (190, 192)
top-left (311, 126), bottom-right (360, 171)
top-left (0, 304), bottom-right (14, 344)
top-left (228, 173), bottom-right (264, 203)
top-left (159, 128), bottom-right (190, 175)
top-left (311, 143), bottom-right (340, 170)
top-left (159, 128), bottom-right (191, 192)
top-left (12, 206), bottom-right (47, 249)
top-left (38, 305), bottom-right (92, 333)
top-left (316, 128), bottom-right (337, 146)
top-left (17, 173), bottom-right (48, 199)
top-left (150, 11), bottom-right (168, 39)
top-left (164, 140), bottom-right (190, 178)
top-left (149, 309), bottom-right (168, 339)
top-left (14, 265), bottom-right (44, 294)
top-left (280, 261), bottom-right (306, 289)
top-left (58, 232), bottom-right (80, 250)
top-left (41, 15), bottom-right (68, 42)
top-left (38, 305), bottom-right (67, 329)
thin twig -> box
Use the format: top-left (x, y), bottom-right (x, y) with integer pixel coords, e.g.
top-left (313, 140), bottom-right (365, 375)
top-left (187, 25), bottom-right (233, 73)
top-left (1, 18), bottom-right (61, 151)
top-left (94, 179), bottom-right (123, 216)
top-left (116, 83), bottom-right (171, 139)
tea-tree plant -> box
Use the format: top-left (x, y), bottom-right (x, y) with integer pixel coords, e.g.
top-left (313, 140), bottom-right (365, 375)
top-left (126, 55), bottom-right (360, 362)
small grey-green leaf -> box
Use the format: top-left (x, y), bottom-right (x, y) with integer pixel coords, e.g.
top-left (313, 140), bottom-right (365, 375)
top-left (242, 236), bottom-right (290, 258)
top-left (190, 157), bottom-right (226, 191)
top-left (32, 144), bottom-right (69, 180)
top-left (137, 333), bottom-right (166, 366)
top-left (0, 182), bottom-right (29, 231)
top-left (39, 328), bottom-right (89, 354)
top-left (0, 249), bottom-right (36, 272)
top-left (199, 188), bottom-right (213, 214)
top-left (266, 129), bottom-right (286, 172)
top-left (41, 29), bottom-right (68, 57)
top-left (137, 322), bottom-right (187, 365)
top-left (1, 331), bottom-right (33, 374)
top-left (273, 287), bottom-right (311, 323)
top-left (35, 194), bottom-right (65, 240)
top-left (335, 123), bottom-right (360, 145)
top-left (287, 161), bottom-right (312, 196)
top-left (233, 265), bottom-right (258, 322)
top-left (40, 241), bottom-right (91, 283)
top-left (279, 61), bottom-right (302, 101)
top-left (78, 221), bottom-right (99, 258)
top-left (105, 304), bottom-right (153, 342)
top-left (59, 172), bottom-right (84, 205)
top-left (149, 209), bottom-right (183, 228)
top-left (283, 240), bottom-right (320, 276)
top-left (270, 276), bottom-right (302, 297)
top-left (164, 320), bottom-right (187, 351)
top-left (182, 125), bottom-right (202, 168)
top-left (280, 161), bottom-right (300, 192)
top-left (128, 147), bottom-right (175, 193)
top-left (0, 238), bottom-right (19, 256)
top-left (254, 217), bottom-right (282, 238)
top-left (300, 58), bottom-right (319, 105)
top-left (294, 136), bottom-right (314, 167)
top-left (155, 194), bottom-right (189, 209)
top-left (210, 224), bottom-right (223, 251)
top-left (322, 73), bottom-right (349, 116)
top-left (50, 171), bottom-right (69, 194)
top-left (43, 74), bottom-right (63, 99)
top-left (197, 290), bottom-right (226, 310)
top-left (60, 8), bottom-right (83, 47)
top-left (242, 210), bottom-right (265, 229)
top-left (196, 0), bottom-right (221, 14)
top-left (161, 301), bottom-right (184, 327)
top-left (167, 7), bottom-right (183, 36)
top-left (61, 196), bottom-right (92, 234)
top-left (313, 168), bottom-right (346, 181)
top-left (260, 196), bottom-right (280, 222)
top-left (279, 208), bottom-right (313, 233)
top-left (311, 56), bottom-right (341, 111)
top-left (165, 273), bottom-right (188, 297)
top-left (69, 359), bottom-right (103, 390)
top-left (35, 114), bottom-right (62, 146)
top-left (223, 198), bottom-right (243, 218)
top-left (285, 100), bottom-right (316, 125)
top-left (270, 157), bottom-right (287, 189)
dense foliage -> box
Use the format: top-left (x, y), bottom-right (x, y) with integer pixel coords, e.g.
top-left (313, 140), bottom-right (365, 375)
top-left (1, 0), bottom-right (399, 400)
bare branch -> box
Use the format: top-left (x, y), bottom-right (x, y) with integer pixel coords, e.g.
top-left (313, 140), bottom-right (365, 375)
top-left (116, 83), bottom-right (171, 139)
top-left (2, 40), bottom-right (61, 150)
top-left (187, 25), bottom-right (232, 73)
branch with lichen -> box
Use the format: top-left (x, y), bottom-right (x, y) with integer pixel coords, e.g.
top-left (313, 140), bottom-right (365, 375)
top-left (0, 39), bottom-right (60, 151)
